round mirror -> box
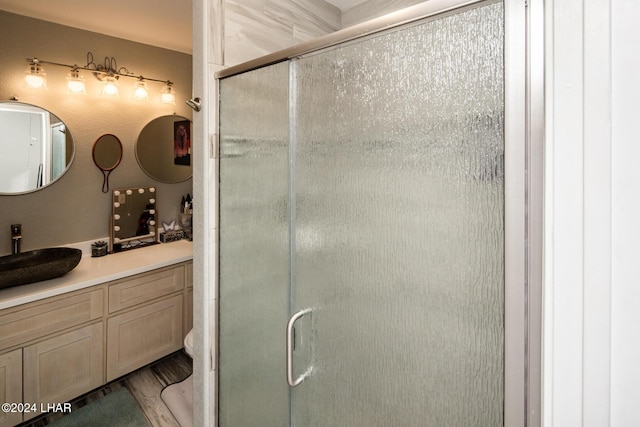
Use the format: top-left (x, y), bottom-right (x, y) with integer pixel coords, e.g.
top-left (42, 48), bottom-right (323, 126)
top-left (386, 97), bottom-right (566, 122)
top-left (93, 134), bottom-right (123, 193)
top-left (136, 115), bottom-right (192, 183)
top-left (0, 101), bottom-right (75, 195)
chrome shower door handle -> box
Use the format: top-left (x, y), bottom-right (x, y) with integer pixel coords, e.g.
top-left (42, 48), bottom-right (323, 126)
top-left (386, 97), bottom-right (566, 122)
top-left (286, 308), bottom-right (312, 387)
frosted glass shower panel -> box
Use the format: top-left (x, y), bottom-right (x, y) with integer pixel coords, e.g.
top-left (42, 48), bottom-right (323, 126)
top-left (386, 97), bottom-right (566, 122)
top-left (292, 2), bottom-right (505, 426)
top-left (218, 61), bottom-right (291, 427)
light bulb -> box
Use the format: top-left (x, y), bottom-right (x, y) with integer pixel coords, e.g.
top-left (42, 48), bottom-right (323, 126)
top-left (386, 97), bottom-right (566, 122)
top-left (25, 61), bottom-right (46, 89)
top-left (101, 76), bottom-right (119, 97)
top-left (25, 74), bottom-right (45, 88)
top-left (160, 83), bottom-right (175, 104)
top-left (66, 68), bottom-right (85, 94)
top-left (133, 79), bottom-right (149, 101)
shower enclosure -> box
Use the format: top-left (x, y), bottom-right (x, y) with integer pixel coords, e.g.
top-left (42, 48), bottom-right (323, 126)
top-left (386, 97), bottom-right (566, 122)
top-left (217, 0), bottom-right (528, 425)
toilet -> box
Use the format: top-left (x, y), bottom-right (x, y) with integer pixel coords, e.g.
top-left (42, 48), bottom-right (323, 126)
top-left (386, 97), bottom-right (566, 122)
top-left (183, 329), bottom-right (194, 358)
top-left (161, 329), bottom-right (194, 427)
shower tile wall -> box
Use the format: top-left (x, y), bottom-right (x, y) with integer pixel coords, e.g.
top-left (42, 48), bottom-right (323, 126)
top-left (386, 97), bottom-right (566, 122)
top-left (223, 0), bottom-right (341, 65)
top-left (220, 0), bottom-right (441, 68)
top-left (341, 0), bottom-right (427, 27)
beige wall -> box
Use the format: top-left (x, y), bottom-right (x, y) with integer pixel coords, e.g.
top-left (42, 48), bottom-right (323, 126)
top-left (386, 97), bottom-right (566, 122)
top-left (0, 11), bottom-right (192, 255)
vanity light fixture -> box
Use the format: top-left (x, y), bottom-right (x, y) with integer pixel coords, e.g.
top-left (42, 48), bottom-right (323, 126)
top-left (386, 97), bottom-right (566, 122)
top-left (24, 59), bottom-right (46, 89)
top-left (24, 52), bottom-right (175, 104)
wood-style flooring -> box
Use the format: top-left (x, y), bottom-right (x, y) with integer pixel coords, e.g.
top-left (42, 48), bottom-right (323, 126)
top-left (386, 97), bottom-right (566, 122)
top-left (17, 350), bottom-right (193, 427)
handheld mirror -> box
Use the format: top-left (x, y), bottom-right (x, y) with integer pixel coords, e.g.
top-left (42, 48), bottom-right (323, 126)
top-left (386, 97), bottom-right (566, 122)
top-left (92, 134), bottom-right (123, 193)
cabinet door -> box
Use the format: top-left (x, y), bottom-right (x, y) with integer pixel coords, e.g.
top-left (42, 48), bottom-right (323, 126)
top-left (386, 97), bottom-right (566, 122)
top-left (107, 294), bottom-right (183, 381)
top-left (0, 349), bottom-right (22, 427)
top-left (23, 323), bottom-right (104, 420)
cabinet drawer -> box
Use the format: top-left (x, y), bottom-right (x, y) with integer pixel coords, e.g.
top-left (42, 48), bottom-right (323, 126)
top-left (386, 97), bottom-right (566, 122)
top-left (0, 289), bottom-right (103, 350)
top-left (108, 265), bottom-right (185, 313)
top-left (107, 294), bottom-right (183, 381)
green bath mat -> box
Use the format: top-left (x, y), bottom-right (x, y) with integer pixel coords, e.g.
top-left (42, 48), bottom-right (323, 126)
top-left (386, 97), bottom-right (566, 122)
top-left (50, 387), bottom-right (149, 427)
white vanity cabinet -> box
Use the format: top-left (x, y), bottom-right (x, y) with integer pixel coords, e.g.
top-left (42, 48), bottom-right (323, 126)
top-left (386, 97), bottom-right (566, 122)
top-left (0, 260), bottom-right (192, 426)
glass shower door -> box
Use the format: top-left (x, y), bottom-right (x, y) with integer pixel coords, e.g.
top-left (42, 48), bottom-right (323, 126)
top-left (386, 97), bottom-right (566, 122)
top-left (291, 2), bottom-right (505, 426)
top-left (218, 61), bottom-right (291, 427)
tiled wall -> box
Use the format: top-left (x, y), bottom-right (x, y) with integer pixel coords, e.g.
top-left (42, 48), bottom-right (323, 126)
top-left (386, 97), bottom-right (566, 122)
top-left (216, 0), bottom-right (431, 68)
top-left (342, 0), bottom-right (426, 28)
top-left (223, 0), bottom-right (341, 66)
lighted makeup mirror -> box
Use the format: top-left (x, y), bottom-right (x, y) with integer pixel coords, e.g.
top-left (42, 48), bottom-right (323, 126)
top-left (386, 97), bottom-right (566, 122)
top-left (111, 186), bottom-right (158, 252)
top-left (92, 134), bottom-right (123, 193)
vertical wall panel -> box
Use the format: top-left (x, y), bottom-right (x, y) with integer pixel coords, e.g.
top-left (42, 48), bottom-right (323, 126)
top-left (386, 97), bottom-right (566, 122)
top-left (545, 0), bottom-right (640, 426)
top-left (583, 0), bottom-right (612, 426)
top-left (544, 0), bottom-right (585, 424)
top-left (611, 1), bottom-right (640, 426)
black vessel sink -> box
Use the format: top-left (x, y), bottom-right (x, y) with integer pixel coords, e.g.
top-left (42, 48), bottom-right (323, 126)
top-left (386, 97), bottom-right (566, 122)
top-left (0, 248), bottom-right (82, 290)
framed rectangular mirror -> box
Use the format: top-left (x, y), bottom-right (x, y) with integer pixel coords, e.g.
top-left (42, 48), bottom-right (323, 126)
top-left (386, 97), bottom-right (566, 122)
top-left (110, 187), bottom-right (158, 252)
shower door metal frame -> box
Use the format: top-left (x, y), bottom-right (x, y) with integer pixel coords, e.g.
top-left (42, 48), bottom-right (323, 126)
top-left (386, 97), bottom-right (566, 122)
top-left (215, 0), bottom-right (544, 425)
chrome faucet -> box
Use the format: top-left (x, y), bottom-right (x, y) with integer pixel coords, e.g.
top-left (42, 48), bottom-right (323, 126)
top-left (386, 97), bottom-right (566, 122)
top-left (11, 224), bottom-right (21, 255)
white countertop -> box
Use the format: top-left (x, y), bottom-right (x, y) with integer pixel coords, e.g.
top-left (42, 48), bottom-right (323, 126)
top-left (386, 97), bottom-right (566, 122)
top-left (0, 240), bottom-right (193, 310)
